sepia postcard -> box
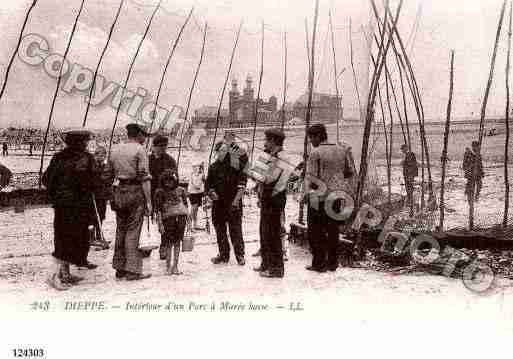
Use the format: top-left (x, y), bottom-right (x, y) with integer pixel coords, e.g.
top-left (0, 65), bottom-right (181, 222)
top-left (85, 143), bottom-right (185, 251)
top-left (1, 0), bottom-right (512, 357)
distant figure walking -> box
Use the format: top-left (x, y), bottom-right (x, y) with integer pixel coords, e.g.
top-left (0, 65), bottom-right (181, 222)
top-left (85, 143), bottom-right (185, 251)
top-left (463, 140), bottom-right (484, 203)
top-left (2, 142), bottom-right (8, 156)
top-left (400, 144), bottom-right (419, 217)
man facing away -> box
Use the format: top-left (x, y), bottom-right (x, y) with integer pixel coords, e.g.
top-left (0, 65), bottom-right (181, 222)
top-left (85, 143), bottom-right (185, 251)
top-left (206, 132), bottom-right (247, 266)
top-left (149, 134), bottom-right (178, 260)
top-left (105, 123), bottom-right (153, 281)
top-left (304, 124), bottom-right (356, 273)
top-left (463, 140), bottom-right (484, 204)
top-left (253, 128), bottom-right (288, 278)
top-left (400, 144), bottom-right (419, 217)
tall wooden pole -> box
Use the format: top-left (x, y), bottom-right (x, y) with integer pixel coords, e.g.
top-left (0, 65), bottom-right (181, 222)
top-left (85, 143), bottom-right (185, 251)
top-left (207, 22), bottom-right (243, 166)
top-left (39, 0), bottom-right (86, 187)
top-left (356, 0), bottom-right (403, 210)
top-left (298, 0), bottom-right (320, 225)
top-left (440, 51), bottom-right (455, 231)
top-left (397, 54), bottom-right (411, 149)
top-left (305, 19), bottom-right (311, 77)
top-left (250, 21), bottom-right (265, 162)
top-left (280, 31), bottom-right (288, 130)
top-left (384, 9), bottom-right (434, 206)
top-left (377, 85), bottom-right (391, 206)
top-left (147, 7), bottom-right (194, 144)
top-left (384, 63), bottom-right (394, 208)
top-left (83, 0), bottom-right (124, 127)
top-left (107, 0), bottom-right (161, 159)
top-left (368, 31), bottom-right (407, 146)
top-left (364, 29), bottom-right (409, 157)
top-left (329, 10), bottom-right (341, 143)
top-left (177, 23), bottom-right (207, 169)
top-left (504, 2), bottom-right (512, 228)
top-left (478, 0), bottom-right (507, 147)
top-left (0, 0), bottom-right (38, 102)
top-left (349, 18), bottom-right (363, 121)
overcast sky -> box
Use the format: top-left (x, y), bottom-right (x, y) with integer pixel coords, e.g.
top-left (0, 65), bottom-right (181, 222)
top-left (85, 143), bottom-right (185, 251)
top-left (0, 0), bottom-right (510, 129)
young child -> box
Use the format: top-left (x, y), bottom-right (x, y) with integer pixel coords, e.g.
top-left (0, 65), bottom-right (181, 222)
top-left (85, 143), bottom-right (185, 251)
top-left (154, 170), bottom-right (189, 275)
top-left (188, 162), bottom-right (205, 230)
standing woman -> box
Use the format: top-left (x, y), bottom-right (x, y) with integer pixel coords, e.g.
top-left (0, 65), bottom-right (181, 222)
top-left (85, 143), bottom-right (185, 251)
top-left (188, 162), bottom-right (205, 230)
top-left (42, 129), bottom-right (99, 290)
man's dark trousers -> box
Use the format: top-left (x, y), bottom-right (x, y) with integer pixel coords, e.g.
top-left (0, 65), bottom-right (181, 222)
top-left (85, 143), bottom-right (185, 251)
top-left (212, 204), bottom-right (244, 261)
top-left (260, 207), bottom-right (284, 275)
top-left (307, 200), bottom-right (340, 270)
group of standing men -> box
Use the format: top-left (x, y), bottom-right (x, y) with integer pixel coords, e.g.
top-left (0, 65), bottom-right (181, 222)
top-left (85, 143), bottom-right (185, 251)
top-left (43, 124), bottom-right (181, 288)
top-left (42, 120), bottom-right (360, 288)
top-left (207, 124), bottom-right (358, 277)
top-left (27, 113), bottom-right (492, 289)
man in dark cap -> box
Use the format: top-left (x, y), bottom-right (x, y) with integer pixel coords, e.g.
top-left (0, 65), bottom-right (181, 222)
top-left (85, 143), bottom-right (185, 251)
top-left (463, 140), bottom-right (484, 203)
top-left (206, 131), bottom-right (248, 265)
top-left (42, 129), bottom-right (100, 290)
top-left (463, 140), bottom-right (485, 229)
top-left (149, 134), bottom-right (178, 259)
top-left (304, 123), bottom-right (356, 273)
top-left (253, 128), bottom-right (289, 278)
top-left (105, 123), bottom-right (153, 281)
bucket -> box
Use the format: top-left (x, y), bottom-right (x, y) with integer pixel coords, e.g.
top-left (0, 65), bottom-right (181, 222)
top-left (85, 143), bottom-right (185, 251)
top-left (182, 233), bottom-right (195, 252)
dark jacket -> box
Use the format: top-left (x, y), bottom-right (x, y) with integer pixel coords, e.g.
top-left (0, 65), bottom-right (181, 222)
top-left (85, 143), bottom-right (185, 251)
top-left (206, 143), bottom-right (248, 207)
top-left (463, 148), bottom-right (484, 180)
top-left (402, 151), bottom-right (418, 179)
top-left (42, 148), bottom-right (99, 208)
top-left (149, 152), bottom-right (177, 196)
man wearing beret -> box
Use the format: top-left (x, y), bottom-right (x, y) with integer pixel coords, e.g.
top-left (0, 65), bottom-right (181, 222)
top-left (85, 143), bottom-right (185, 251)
top-left (149, 134), bottom-right (178, 259)
top-left (105, 123), bottom-right (153, 281)
top-left (254, 128), bottom-right (288, 278)
top-left (206, 131), bottom-right (248, 265)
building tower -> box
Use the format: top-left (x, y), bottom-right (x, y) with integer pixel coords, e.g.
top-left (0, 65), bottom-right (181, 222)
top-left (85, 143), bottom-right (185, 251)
top-left (229, 78), bottom-right (239, 122)
top-left (243, 74), bottom-right (254, 101)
